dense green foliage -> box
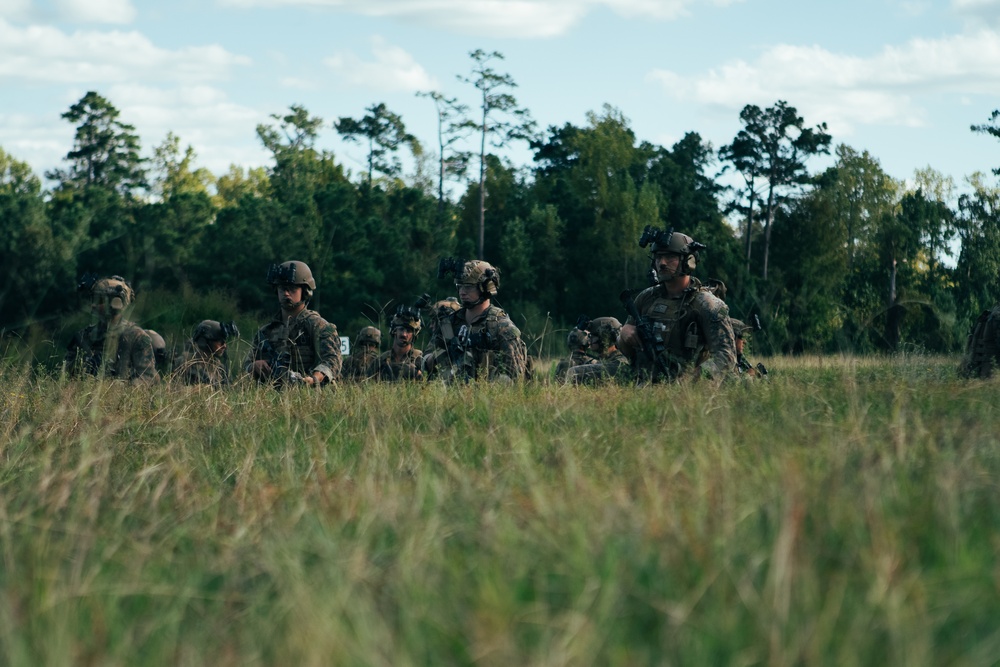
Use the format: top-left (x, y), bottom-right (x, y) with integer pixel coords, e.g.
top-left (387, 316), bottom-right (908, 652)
top-left (1, 356), bottom-right (998, 665)
top-left (3, 81), bottom-right (1000, 360)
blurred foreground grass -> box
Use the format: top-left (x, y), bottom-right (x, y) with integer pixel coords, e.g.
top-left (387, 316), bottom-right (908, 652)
top-left (0, 355), bottom-right (998, 666)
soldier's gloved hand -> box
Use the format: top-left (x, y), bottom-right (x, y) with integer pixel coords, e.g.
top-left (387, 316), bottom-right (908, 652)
top-left (251, 360), bottom-right (272, 379)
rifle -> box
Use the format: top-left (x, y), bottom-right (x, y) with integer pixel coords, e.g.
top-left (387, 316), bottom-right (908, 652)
top-left (736, 314), bottom-right (768, 377)
top-left (619, 289), bottom-right (679, 382)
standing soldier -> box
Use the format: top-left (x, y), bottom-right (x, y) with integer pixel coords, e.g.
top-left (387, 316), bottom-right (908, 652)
top-left (566, 317), bottom-right (631, 385)
top-left (426, 258), bottom-right (527, 382)
top-left (64, 274), bottom-right (158, 384)
top-left (342, 326), bottom-right (381, 382)
top-left (618, 227), bottom-right (736, 383)
top-left (175, 320), bottom-right (238, 387)
top-left (244, 260), bottom-right (341, 388)
top-left (553, 326), bottom-right (592, 383)
top-left (371, 307), bottom-right (423, 381)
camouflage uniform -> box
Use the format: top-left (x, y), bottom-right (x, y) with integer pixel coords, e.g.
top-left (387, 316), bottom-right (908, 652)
top-left (244, 308), bottom-right (342, 385)
top-left (553, 327), bottom-right (592, 383)
top-left (421, 298), bottom-right (461, 381)
top-left (243, 261), bottom-right (343, 387)
top-left (959, 304), bottom-right (1000, 378)
top-left (370, 347), bottom-right (424, 381)
top-left (626, 276), bottom-right (736, 383)
top-left (65, 275), bottom-right (158, 385)
top-left (730, 317), bottom-right (767, 378)
top-left (66, 320), bottom-right (159, 384)
top-left (430, 259), bottom-right (527, 382)
top-left (554, 350), bottom-right (593, 383)
top-left (174, 320), bottom-right (237, 387)
top-left (146, 329), bottom-right (171, 373)
top-left (372, 307), bottom-right (423, 381)
top-left (446, 305), bottom-right (527, 382)
top-left (566, 317), bottom-right (632, 385)
top-left (342, 326), bottom-right (381, 382)
top-left (175, 342), bottom-right (231, 387)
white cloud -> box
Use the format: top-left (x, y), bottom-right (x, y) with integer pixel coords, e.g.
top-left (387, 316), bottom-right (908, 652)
top-left (99, 84), bottom-right (269, 174)
top-left (217, 0), bottom-right (710, 37)
top-left (0, 85), bottom-right (269, 179)
top-left (0, 0), bottom-right (31, 21)
top-left (325, 37), bottom-right (439, 92)
top-left (647, 29), bottom-right (1000, 135)
top-left (0, 19), bottom-right (250, 84)
top-left (56, 0), bottom-right (137, 24)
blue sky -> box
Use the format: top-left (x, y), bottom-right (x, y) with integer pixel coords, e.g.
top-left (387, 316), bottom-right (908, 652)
top-left (3, 0), bottom-right (999, 201)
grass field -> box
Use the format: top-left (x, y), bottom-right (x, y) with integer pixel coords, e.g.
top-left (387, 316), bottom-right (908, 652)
top-left (1, 355), bottom-right (998, 666)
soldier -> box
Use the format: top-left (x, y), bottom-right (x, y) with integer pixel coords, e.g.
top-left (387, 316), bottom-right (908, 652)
top-left (566, 317), bottom-right (631, 385)
top-left (959, 304), bottom-right (1000, 378)
top-left (371, 307), bottom-right (423, 381)
top-left (618, 227), bottom-right (736, 383)
top-left (426, 258), bottom-right (527, 382)
top-left (64, 274), bottom-right (158, 384)
top-left (420, 298), bottom-right (461, 380)
top-left (175, 320), bottom-right (238, 387)
top-left (731, 316), bottom-right (768, 378)
top-left (342, 326), bottom-right (381, 382)
top-left (553, 327), bottom-right (592, 383)
top-left (244, 260), bottom-right (342, 388)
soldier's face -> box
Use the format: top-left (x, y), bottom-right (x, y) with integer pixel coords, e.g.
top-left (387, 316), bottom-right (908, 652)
top-left (393, 327), bottom-right (414, 347)
top-left (457, 284), bottom-right (481, 306)
top-left (277, 284), bottom-right (303, 309)
top-left (654, 253), bottom-right (682, 281)
top-left (208, 339), bottom-right (226, 357)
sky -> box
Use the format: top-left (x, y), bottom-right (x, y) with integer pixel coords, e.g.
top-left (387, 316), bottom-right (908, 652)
top-left (3, 0), bottom-right (1000, 201)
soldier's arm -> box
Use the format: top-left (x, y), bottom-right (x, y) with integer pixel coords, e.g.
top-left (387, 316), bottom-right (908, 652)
top-left (244, 329), bottom-right (271, 377)
top-left (128, 329), bottom-right (159, 385)
top-left (310, 318), bottom-right (342, 383)
top-left (494, 318), bottom-right (527, 380)
top-left (695, 294), bottom-right (737, 380)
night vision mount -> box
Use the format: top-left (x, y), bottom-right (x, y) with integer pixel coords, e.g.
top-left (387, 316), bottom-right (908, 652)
top-left (638, 225), bottom-right (674, 249)
top-left (220, 321), bottom-right (240, 340)
top-left (638, 225), bottom-right (708, 254)
top-left (395, 293), bottom-right (431, 324)
top-left (266, 263), bottom-right (298, 285)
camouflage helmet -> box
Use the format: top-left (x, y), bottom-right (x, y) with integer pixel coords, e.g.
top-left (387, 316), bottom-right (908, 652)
top-left (390, 310), bottom-right (422, 335)
top-left (567, 327), bottom-right (590, 350)
top-left (429, 298), bottom-right (461, 322)
top-left (651, 231), bottom-right (700, 274)
top-left (192, 320), bottom-right (239, 344)
top-left (356, 326), bottom-right (382, 347)
top-left (267, 261), bottom-right (317, 296)
top-left (90, 276), bottom-right (134, 311)
top-left (455, 260), bottom-right (500, 296)
top-left (587, 317), bottom-right (623, 350)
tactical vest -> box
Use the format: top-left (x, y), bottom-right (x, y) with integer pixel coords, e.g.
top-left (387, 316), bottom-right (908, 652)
top-left (638, 289), bottom-right (710, 374)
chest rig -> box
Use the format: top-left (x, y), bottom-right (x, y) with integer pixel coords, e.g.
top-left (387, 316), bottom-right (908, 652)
top-left (643, 289), bottom-right (707, 373)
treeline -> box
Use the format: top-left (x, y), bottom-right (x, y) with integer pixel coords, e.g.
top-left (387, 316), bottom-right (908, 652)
top-left (2, 57), bottom-right (1000, 360)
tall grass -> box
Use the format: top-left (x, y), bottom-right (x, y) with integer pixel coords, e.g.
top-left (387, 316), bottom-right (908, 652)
top-left (0, 355), bottom-right (998, 665)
